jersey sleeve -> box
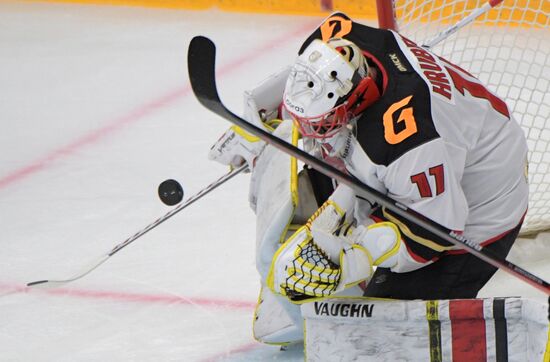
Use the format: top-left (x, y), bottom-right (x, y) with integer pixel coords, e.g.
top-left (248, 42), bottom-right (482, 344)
top-left (371, 138), bottom-right (469, 267)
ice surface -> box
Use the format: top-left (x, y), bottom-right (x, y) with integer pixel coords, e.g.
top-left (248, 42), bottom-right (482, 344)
top-left (0, 3), bottom-right (547, 361)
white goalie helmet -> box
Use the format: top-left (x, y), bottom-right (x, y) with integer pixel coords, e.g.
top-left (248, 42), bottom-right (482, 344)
top-left (283, 38), bottom-right (380, 139)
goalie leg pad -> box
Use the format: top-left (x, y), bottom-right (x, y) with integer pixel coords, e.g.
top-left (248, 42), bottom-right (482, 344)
top-left (253, 285), bottom-right (303, 344)
top-left (253, 119), bottom-right (300, 280)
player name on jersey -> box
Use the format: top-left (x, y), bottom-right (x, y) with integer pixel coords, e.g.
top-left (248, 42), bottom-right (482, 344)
top-left (400, 36), bottom-right (453, 100)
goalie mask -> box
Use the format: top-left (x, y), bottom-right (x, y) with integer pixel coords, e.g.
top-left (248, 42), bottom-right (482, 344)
top-left (283, 38), bottom-right (380, 139)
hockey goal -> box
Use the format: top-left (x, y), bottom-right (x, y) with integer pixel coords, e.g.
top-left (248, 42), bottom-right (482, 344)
top-left (376, 0), bottom-right (549, 235)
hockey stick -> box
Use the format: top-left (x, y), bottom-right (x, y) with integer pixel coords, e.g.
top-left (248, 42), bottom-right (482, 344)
top-left (422, 0), bottom-right (504, 48)
top-left (187, 36), bottom-right (550, 296)
top-left (27, 164), bottom-right (247, 288)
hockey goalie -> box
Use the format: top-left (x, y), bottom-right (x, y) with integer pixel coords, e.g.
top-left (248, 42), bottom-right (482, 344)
top-left (207, 12), bottom-right (529, 345)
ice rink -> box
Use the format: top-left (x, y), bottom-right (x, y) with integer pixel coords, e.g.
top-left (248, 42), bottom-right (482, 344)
top-left (0, 2), bottom-right (548, 361)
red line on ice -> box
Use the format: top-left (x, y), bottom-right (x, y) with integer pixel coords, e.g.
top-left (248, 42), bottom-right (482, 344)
top-left (0, 283), bottom-right (256, 310)
top-left (0, 20), bottom-right (318, 190)
top-left (0, 87), bottom-right (190, 190)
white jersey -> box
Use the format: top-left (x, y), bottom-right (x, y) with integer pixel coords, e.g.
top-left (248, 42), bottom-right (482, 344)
top-left (300, 14), bottom-right (528, 266)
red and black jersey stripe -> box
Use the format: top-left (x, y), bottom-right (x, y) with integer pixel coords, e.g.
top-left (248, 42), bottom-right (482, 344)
top-left (371, 207), bottom-right (456, 262)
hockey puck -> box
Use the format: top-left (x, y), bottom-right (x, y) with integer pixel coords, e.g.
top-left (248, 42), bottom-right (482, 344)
top-left (158, 179), bottom-right (184, 206)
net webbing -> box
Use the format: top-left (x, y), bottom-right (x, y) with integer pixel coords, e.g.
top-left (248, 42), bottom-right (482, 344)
top-left (389, 0), bottom-right (549, 235)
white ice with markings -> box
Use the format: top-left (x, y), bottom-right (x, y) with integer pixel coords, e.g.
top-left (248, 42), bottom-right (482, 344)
top-left (0, 3), bottom-right (548, 361)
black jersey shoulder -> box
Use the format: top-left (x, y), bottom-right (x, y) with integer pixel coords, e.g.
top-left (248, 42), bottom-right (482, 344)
top-left (300, 13), bottom-right (440, 166)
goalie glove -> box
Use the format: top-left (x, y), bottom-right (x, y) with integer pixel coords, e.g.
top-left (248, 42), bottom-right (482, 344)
top-left (267, 225), bottom-right (373, 303)
top-left (268, 199), bottom-right (402, 303)
top-left (267, 200), bottom-right (373, 303)
top-left (347, 222), bottom-right (402, 269)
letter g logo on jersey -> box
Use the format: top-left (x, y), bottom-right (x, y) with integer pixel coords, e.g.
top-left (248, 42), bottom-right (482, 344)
top-left (383, 95), bottom-right (418, 144)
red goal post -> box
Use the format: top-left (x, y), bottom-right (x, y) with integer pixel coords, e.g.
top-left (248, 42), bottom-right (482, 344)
top-left (375, 0), bottom-right (550, 236)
